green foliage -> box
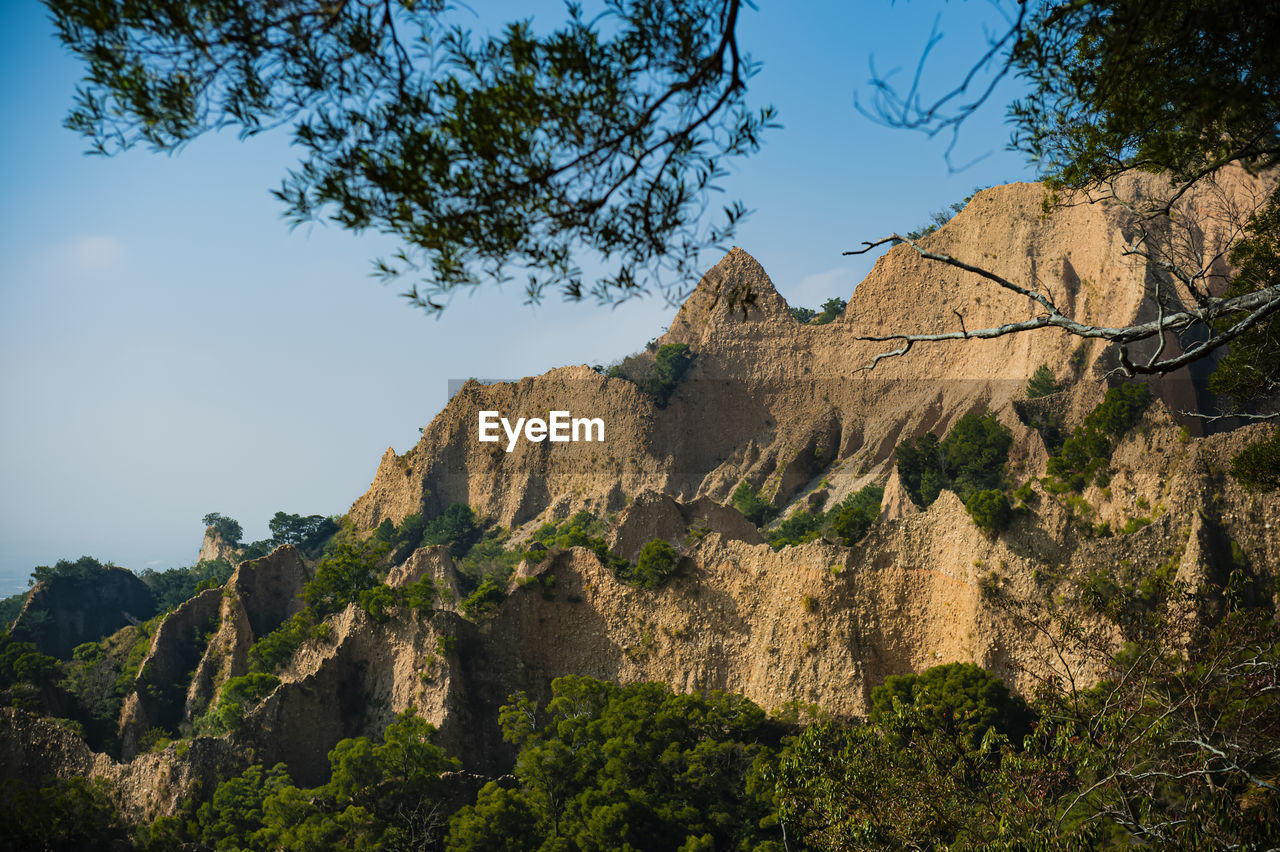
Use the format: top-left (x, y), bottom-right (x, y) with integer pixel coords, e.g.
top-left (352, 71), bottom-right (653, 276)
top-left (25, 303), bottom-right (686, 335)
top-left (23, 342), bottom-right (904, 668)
top-left (618, 539), bottom-right (681, 589)
top-left (1046, 383), bottom-right (1152, 492)
top-left (870, 662), bottom-right (1032, 750)
top-left (304, 537), bottom-right (389, 619)
top-left (1229, 429), bottom-right (1280, 492)
top-left (895, 412), bottom-right (1013, 508)
top-left (446, 676), bottom-right (787, 851)
top-left (788, 306), bottom-right (816, 323)
top-left (140, 558), bottom-right (235, 613)
top-left (965, 488), bottom-right (1012, 535)
top-left (894, 431), bottom-right (947, 508)
top-left (940, 412), bottom-right (1014, 502)
top-left (1119, 516), bottom-right (1152, 535)
top-left (807, 297), bottom-right (847, 325)
top-left (1025, 364), bottom-right (1062, 398)
top-left (202, 512), bottom-right (243, 546)
top-left (211, 673), bottom-right (281, 733)
top-left (0, 590), bottom-right (26, 629)
top-left (421, 504), bottom-right (483, 559)
top-left (247, 611), bottom-right (315, 676)
top-left (766, 509), bottom-right (825, 549)
top-left (356, 585), bottom-right (398, 624)
top-left (606, 343), bottom-right (696, 406)
top-left (50, 0), bottom-right (770, 309)
top-left (1010, 0), bottom-right (1280, 203)
top-left (29, 555), bottom-right (112, 586)
top-left (731, 480), bottom-right (776, 526)
top-left (456, 527), bottom-right (523, 592)
top-left (0, 630), bottom-right (61, 692)
top-left (461, 579), bottom-right (505, 619)
top-left (905, 199), bottom-right (966, 241)
top-left (191, 710), bottom-right (458, 849)
top-left (648, 342), bottom-right (695, 405)
top-left (1, 775), bottom-right (130, 850)
top-left (828, 484), bottom-right (884, 545)
top-left (269, 512), bottom-right (339, 553)
top-left (1208, 198), bottom-right (1280, 427)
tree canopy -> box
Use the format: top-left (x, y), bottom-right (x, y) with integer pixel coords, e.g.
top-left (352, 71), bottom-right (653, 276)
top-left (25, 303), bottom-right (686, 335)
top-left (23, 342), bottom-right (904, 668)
top-left (48, 0), bottom-right (770, 310)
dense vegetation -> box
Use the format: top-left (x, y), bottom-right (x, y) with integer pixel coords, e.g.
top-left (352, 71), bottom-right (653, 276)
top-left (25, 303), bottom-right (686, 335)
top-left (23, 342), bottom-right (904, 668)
top-left (894, 411), bottom-right (1015, 533)
top-left (765, 484), bottom-right (885, 550)
top-left (602, 342), bottom-right (696, 407)
top-left (1043, 382), bottom-right (1152, 493)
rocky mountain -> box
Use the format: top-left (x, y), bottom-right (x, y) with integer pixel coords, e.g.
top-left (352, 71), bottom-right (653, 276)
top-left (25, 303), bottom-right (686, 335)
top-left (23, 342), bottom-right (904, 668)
top-left (3, 169), bottom-right (1277, 824)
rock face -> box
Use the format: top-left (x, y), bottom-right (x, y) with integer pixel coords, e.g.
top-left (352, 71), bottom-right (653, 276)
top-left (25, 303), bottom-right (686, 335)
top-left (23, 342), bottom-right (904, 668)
top-left (607, 493), bottom-right (764, 563)
top-left (185, 546), bottom-right (313, 718)
top-left (118, 588), bottom-right (222, 760)
top-left (11, 568), bottom-right (156, 659)
top-left (197, 527), bottom-right (240, 564)
top-left (349, 169), bottom-right (1271, 537)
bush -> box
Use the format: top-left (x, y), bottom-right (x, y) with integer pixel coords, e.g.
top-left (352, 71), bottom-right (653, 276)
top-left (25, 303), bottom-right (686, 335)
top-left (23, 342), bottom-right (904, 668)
top-left (965, 489), bottom-right (1012, 535)
top-left (1045, 383), bottom-right (1152, 492)
top-left (870, 662), bottom-right (1033, 750)
top-left (421, 503), bottom-right (483, 558)
top-left (828, 484), bottom-right (884, 545)
top-left (247, 611), bottom-right (316, 673)
top-left (1229, 429), bottom-right (1280, 492)
top-left (624, 539), bottom-right (680, 588)
top-left (731, 480), bottom-right (775, 526)
top-left (767, 509), bottom-right (824, 549)
top-left (896, 412), bottom-right (1012, 508)
top-left (202, 512), bottom-right (243, 546)
top-left (647, 342), bottom-right (695, 405)
top-left (1025, 364), bottom-right (1062, 398)
top-left (461, 579), bottom-right (505, 618)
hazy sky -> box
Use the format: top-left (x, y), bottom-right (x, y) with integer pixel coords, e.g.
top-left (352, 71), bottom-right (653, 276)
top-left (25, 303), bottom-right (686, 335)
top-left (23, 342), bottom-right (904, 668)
top-left (0, 1), bottom-right (1036, 595)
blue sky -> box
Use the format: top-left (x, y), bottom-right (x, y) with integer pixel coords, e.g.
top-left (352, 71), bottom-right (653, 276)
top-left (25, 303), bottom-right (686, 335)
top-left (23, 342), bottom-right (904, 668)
top-left (0, 1), bottom-right (1036, 595)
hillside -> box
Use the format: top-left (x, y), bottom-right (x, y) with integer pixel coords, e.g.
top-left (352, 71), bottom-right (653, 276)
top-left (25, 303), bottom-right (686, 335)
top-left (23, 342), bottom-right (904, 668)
top-left (2, 171), bottom-right (1277, 843)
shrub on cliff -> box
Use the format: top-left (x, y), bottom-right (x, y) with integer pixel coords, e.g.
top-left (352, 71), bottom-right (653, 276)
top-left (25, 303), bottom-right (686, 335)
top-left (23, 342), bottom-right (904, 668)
top-left (621, 539), bottom-right (680, 588)
top-left (965, 489), bottom-right (1012, 536)
top-left (421, 503), bottom-right (483, 558)
top-left (1025, 364), bottom-right (1062, 398)
top-left (895, 412), bottom-right (1012, 508)
top-left (1045, 382), bottom-right (1152, 491)
top-left (828, 484), bottom-right (885, 545)
top-left (731, 480), bottom-right (775, 526)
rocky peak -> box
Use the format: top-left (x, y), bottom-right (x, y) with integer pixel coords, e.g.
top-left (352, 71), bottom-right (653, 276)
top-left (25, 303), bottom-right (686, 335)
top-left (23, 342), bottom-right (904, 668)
top-left (197, 527), bottom-right (239, 564)
top-left (663, 247), bottom-right (792, 348)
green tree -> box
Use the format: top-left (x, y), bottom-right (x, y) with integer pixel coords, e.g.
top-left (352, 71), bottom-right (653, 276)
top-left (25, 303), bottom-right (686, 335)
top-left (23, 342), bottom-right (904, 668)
top-left (626, 539), bottom-right (680, 588)
top-left (895, 412), bottom-right (1012, 509)
top-left (647, 342), bottom-right (696, 406)
top-left (1229, 429), bottom-right (1280, 492)
top-left (870, 662), bottom-right (1032, 750)
top-left (421, 504), bottom-right (483, 559)
top-left (813, 296), bottom-right (847, 325)
top-left (1025, 364), bottom-right (1062, 398)
top-left (939, 412), bottom-right (1012, 502)
top-left (303, 537), bottom-right (389, 618)
top-left (447, 677), bottom-right (786, 851)
top-left (202, 512), bottom-right (244, 546)
top-left (964, 488), bottom-right (1012, 536)
top-left (269, 512), bottom-right (338, 551)
top-left (828, 484), bottom-right (884, 545)
top-left (730, 480), bottom-right (775, 526)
